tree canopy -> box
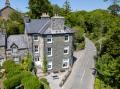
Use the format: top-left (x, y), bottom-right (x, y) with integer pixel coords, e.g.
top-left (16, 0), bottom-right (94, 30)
top-left (28, 0), bottom-right (53, 18)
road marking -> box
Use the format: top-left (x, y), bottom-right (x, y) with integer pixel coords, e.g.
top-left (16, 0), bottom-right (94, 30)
top-left (80, 70), bottom-right (85, 81)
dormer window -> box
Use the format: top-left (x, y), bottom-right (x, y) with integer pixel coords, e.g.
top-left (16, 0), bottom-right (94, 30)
top-left (11, 45), bottom-right (18, 53)
top-left (12, 47), bottom-right (17, 53)
top-left (47, 35), bottom-right (52, 43)
top-left (33, 35), bottom-right (38, 41)
top-left (65, 34), bottom-right (69, 42)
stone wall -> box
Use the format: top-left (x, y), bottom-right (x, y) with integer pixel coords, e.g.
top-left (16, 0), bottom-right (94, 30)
top-left (6, 49), bottom-right (28, 61)
top-left (44, 34), bottom-right (73, 72)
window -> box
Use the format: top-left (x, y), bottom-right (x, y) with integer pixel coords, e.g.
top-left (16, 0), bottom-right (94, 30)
top-left (62, 59), bottom-right (69, 68)
top-left (14, 57), bottom-right (19, 64)
top-left (47, 35), bottom-right (52, 43)
top-left (48, 61), bottom-right (52, 70)
top-left (65, 34), bottom-right (69, 42)
top-left (34, 45), bottom-right (39, 53)
top-left (47, 47), bottom-right (52, 57)
top-left (64, 46), bottom-right (69, 54)
top-left (33, 35), bottom-right (38, 41)
top-left (34, 57), bottom-right (39, 61)
top-left (12, 47), bottom-right (17, 53)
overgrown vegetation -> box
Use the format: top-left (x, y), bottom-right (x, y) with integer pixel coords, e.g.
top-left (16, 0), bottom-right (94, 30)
top-left (0, 11), bottom-right (24, 36)
top-left (3, 56), bottom-right (50, 89)
top-left (42, 57), bottom-right (48, 73)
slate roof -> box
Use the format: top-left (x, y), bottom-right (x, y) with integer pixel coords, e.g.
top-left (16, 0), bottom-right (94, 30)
top-left (25, 18), bottom-right (74, 35)
top-left (0, 6), bottom-right (15, 13)
top-left (0, 32), bottom-right (5, 47)
top-left (25, 19), bottom-right (50, 34)
top-left (7, 35), bottom-right (28, 50)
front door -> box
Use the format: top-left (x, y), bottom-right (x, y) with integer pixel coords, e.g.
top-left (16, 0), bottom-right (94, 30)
top-left (34, 57), bottom-right (41, 66)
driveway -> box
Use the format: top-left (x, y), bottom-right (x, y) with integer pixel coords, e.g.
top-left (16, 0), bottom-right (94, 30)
top-left (62, 37), bottom-right (97, 89)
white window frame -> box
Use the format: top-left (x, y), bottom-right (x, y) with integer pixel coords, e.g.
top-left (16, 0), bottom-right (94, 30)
top-left (33, 34), bottom-right (39, 41)
top-left (34, 45), bottom-right (39, 53)
top-left (62, 59), bottom-right (69, 68)
top-left (47, 35), bottom-right (52, 43)
top-left (47, 47), bottom-right (52, 57)
top-left (14, 57), bottom-right (19, 64)
top-left (48, 61), bottom-right (52, 70)
top-left (64, 34), bottom-right (69, 42)
top-left (64, 46), bottom-right (69, 55)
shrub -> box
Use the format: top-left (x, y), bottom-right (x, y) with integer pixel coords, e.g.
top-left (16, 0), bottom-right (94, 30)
top-left (4, 74), bottom-right (21, 89)
top-left (3, 60), bottom-right (22, 78)
top-left (40, 78), bottom-right (51, 89)
top-left (21, 76), bottom-right (41, 89)
top-left (21, 55), bottom-right (33, 71)
top-left (42, 57), bottom-right (48, 73)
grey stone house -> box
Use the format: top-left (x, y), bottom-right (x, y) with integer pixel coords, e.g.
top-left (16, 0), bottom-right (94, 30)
top-left (0, 14), bottom-right (74, 72)
top-left (25, 14), bottom-right (74, 72)
top-left (6, 35), bottom-right (29, 63)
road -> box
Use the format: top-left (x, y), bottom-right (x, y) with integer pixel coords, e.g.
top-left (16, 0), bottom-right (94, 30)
top-left (62, 37), bottom-right (97, 89)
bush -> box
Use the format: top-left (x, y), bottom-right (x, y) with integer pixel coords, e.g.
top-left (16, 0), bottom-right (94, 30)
top-left (42, 57), bottom-right (48, 73)
top-left (94, 77), bottom-right (113, 89)
top-left (21, 76), bottom-right (41, 89)
top-left (3, 60), bottom-right (22, 78)
top-left (40, 78), bottom-right (49, 85)
top-left (3, 58), bottom-right (51, 89)
top-left (40, 78), bottom-right (51, 89)
top-left (21, 55), bottom-right (33, 71)
top-left (4, 74), bottom-right (21, 89)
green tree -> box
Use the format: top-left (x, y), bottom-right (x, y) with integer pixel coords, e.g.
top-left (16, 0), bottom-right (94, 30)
top-left (104, 0), bottom-right (120, 15)
top-left (63, 0), bottom-right (71, 15)
top-left (28, 0), bottom-right (53, 18)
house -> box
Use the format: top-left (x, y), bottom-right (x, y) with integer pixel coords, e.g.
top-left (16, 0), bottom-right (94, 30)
top-left (6, 35), bottom-right (29, 63)
top-left (25, 13), bottom-right (74, 72)
top-left (0, 0), bottom-right (17, 20)
top-left (0, 30), bottom-right (6, 66)
top-left (0, 13), bottom-right (74, 72)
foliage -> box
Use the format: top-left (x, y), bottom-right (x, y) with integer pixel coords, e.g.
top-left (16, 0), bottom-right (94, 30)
top-left (104, 0), bottom-right (120, 15)
top-left (42, 57), bottom-right (48, 73)
top-left (63, 0), bottom-right (71, 15)
top-left (40, 78), bottom-right (51, 89)
top-left (3, 60), bottom-right (50, 89)
top-left (21, 54), bottom-right (33, 71)
top-left (72, 26), bottom-right (85, 50)
top-left (3, 60), bottom-right (22, 78)
top-left (84, 9), bottom-right (120, 89)
top-left (28, 0), bottom-right (53, 18)
top-left (21, 75), bottom-right (41, 89)
top-left (95, 77), bottom-right (113, 89)
top-left (0, 11), bottom-right (24, 36)
top-left (4, 74), bottom-right (21, 89)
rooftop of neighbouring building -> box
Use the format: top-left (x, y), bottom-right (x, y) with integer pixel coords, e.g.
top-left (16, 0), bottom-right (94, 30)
top-left (7, 34), bottom-right (28, 50)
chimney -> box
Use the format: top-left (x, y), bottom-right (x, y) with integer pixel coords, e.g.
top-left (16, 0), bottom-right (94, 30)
top-left (41, 13), bottom-right (50, 19)
top-left (24, 15), bottom-right (31, 23)
top-left (51, 14), bottom-right (65, 30)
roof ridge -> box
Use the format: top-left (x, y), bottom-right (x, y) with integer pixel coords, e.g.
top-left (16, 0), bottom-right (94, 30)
top-left (38, 20), bottom-right (50, 33)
